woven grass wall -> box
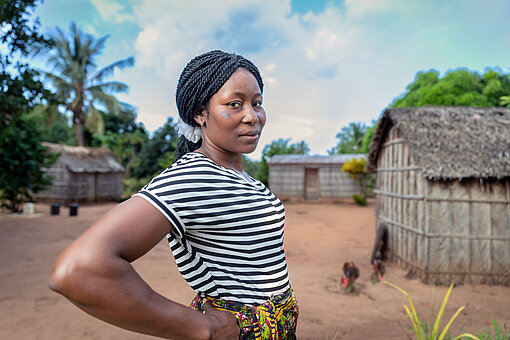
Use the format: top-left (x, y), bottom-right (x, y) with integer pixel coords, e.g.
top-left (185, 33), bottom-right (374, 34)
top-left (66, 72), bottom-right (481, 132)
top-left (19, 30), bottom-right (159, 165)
top-left (374, 126), bottom-right (510, 286)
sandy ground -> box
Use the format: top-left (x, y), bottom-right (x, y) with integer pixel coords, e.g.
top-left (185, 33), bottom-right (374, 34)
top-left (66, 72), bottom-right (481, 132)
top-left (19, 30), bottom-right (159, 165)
top-left (0, 200), bottom-right (508, 340)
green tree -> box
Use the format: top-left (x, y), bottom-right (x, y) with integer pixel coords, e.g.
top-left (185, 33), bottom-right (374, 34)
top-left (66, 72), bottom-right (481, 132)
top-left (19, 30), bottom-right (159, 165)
top-left (131, 118), bottom-right (179, 179)
top-left (242, 155), bottom-right (261, 179)
top-left (1, 0), bottom-right (58, 212)
top-left (1, 116), bottom-right (58, 212)
top-left (360, 121), bottom-right (378, 153)
top-left (92, 108), bottom-right (148, 176)
top-left (37, 22), bottom-right (135, 146)
top-left (257, 138), bottom-right (310, 185)
top-left (330, 122), bottom-right (368, 154)
top-left (390, 68), bottom-right (510, 108)
top-left (1, 0), bottom-right (47, 128)
top-left (29, 105), bottom-right (74, 144)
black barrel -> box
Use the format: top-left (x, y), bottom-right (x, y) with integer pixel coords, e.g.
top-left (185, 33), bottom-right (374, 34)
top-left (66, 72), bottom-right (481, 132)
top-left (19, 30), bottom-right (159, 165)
top-left (69, 203), bottom-right (78, 217)
top-left (50, 203), bottom-right (60, 215)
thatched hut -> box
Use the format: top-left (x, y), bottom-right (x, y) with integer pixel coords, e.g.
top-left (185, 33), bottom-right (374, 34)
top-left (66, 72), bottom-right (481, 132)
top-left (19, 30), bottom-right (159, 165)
top-left (368, 106), bottom-right (510, 286)
top-left (34, 143), bottom-right (124, 204)
top-left (268, 154), bottom-right (366, 201)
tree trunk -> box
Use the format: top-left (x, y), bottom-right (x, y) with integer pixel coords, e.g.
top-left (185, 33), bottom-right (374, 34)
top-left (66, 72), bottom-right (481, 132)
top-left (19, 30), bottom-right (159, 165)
top-left (361, 175), bottom-right (367, 199)
top-left (75, 120), bottom-right (84, 146)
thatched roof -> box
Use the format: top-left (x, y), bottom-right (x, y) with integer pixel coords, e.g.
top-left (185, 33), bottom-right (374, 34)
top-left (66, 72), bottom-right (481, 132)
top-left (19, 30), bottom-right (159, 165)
top-left (43, 142), bottom-right (124, 174)
top-left (368, 106), bottom-right (510, 180)
top-left (268, 154), bottom-right (366, 165)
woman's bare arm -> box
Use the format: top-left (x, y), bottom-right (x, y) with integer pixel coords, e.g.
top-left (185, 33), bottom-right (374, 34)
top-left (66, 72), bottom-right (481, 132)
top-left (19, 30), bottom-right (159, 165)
top-left (48, 196), bottom-right (238, 340)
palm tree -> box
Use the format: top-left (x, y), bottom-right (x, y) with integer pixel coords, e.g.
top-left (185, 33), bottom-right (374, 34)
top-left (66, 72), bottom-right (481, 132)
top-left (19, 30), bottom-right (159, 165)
top-left (332, 122), bottom-right (368, 154)
top-left (39, 22), bottom-right (134, 146)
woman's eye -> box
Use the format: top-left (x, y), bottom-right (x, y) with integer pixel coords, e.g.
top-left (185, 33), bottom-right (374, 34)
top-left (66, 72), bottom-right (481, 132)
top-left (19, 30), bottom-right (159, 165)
top-left (229, 102), bottom-right (241, 108)
top-left (253, 102), bottom-right (263, 108)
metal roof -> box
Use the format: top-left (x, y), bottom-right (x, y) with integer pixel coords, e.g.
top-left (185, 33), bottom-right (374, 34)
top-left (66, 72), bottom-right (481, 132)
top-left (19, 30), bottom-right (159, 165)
top-left (267, 154), bottom-right (367, 165)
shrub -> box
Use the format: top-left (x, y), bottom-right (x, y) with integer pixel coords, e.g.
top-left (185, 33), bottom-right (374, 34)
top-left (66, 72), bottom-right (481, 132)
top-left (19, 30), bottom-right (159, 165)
top-left (352, 193), bottom-right (367, 206)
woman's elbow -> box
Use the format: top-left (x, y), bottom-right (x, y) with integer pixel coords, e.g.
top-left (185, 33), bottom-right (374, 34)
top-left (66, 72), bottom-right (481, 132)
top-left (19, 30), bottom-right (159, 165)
top-left (48, 257), bottom-right (77, 296)
top-left (48, 249), bottom-right (94, 300)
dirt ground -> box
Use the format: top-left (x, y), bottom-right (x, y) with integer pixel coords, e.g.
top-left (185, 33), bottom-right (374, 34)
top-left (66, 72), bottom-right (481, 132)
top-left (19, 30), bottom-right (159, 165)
top-left (0, 200), bottom-right (508, 340)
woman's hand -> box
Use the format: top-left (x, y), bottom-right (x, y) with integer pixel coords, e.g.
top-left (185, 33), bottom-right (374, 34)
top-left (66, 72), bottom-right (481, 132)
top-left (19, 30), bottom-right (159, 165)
top-left (203, 300), bottom-right (240, 340)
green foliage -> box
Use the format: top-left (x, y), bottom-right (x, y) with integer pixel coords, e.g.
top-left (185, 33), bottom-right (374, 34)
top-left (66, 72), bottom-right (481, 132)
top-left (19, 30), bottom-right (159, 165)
top-left (342, 158), bottom-right (366, 176)
top-left (0, 0), bottom-right (59, 212)
top-left (257, 138), bottom-right (310, 185)
top-left (391, 68), bottom-right (510, 108)
top-left (501, 96), bottom-right (510, 107)
top-left (361, 122), bottom-right (377, 153)
top-left (477, 320), bottom-right (509, 340)
top-left (37, 22), bottom-right (135, 146)
top-left (122, 176), bottom-right (151, 199)
top-left (91, 108), bottom-right (148, 176)
top-left (1, 0), bottom-right (49, 127)
top-left (352, 193), bottom-right (367, 206)
top-left (131, 118), bottom-right (179, 179)
top-left (330, 122), bottom-right (368, 154)
top-left (29, 107), bottom-right (74, 144)
top-left (384, 281), bottom-right (480, 340)
top-left (0, 115), bottom-right (58, 212)
top-left (242, 155), bottom-right (261, 179)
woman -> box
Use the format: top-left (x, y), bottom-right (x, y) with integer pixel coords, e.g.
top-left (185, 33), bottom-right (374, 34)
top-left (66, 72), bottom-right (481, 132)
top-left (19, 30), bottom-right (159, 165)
top-left (49, 50), bottom-right (298, 340)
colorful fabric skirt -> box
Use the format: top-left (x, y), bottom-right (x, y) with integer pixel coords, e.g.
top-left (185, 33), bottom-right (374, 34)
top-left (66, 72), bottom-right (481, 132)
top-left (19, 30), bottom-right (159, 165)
top-left (189, 288), bottom-right (299, 340)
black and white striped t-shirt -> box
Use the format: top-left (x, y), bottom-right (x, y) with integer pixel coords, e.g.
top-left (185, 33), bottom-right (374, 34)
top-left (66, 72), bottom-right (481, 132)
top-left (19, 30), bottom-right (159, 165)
top-left (135, 152), bottom-right (290, 306)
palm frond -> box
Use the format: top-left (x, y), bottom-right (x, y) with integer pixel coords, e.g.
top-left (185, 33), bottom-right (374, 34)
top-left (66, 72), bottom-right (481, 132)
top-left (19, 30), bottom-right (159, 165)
top-left (89, 89), bottom-right (122, 113)
top-left (85, 105), bottom-right (105, 135)
top-left (87, 81), bottom-right (129, 94)
top-left (92, 57), bottom-right (135, 82)
top-left (90, 34), bottom-right (109, 56)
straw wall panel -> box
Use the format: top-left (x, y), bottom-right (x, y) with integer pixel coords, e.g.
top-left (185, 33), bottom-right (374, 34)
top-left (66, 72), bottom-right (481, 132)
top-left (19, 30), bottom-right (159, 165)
top-left (449, 181), bottom-right (470, 283)
top-left (374, 125), bottom-right (510, 286)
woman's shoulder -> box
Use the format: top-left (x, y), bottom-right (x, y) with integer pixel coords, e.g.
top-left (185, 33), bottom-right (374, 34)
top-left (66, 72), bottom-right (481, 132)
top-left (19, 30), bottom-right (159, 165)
top-left (146, 152), bottom-right (227, 185)
top-left (168, 152), bottom-right (220, 173)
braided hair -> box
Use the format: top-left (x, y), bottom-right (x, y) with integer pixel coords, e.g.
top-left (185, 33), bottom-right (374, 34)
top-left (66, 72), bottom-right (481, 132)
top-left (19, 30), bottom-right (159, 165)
top-left (173, 50), bottom-right (264, 163)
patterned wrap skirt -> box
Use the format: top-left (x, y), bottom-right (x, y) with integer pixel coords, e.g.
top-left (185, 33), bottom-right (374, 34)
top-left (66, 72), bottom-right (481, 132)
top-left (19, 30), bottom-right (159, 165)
top-left (189, 288), bottom-right (299, 340)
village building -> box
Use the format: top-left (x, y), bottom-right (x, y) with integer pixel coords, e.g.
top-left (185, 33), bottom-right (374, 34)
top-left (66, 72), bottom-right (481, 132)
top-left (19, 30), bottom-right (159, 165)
top-left (267, 154), bottom-right (367, 201)
top-left (368, 106), bottom-right (510, 286)
top-left (34, 142), bottom-right (124, 204)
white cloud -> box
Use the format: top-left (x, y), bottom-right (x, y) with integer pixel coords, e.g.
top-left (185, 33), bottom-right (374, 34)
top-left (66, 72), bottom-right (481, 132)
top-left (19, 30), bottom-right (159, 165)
top-left (96, 0), bottom-right (510, 159)
top-left (344, 0), bottom-right (396, 17)
top-left (91, 0), bottom-right (135, 23)
top-left (113, 0), bottom-right (379, 158)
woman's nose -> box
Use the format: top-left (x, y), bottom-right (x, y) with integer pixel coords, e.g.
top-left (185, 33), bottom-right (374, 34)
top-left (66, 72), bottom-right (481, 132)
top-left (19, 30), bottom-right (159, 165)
top-left (242, 107), bottom-right (259, 125)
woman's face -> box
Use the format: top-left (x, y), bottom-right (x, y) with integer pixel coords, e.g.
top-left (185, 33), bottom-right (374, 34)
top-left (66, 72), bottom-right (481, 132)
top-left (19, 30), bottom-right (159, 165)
top-left (195, 68), bottom-right (266, 155)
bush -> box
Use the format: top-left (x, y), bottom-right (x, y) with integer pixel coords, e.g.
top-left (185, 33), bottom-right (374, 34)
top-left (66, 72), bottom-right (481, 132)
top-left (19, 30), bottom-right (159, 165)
top-left (352, 193), bottom-right (367, 206)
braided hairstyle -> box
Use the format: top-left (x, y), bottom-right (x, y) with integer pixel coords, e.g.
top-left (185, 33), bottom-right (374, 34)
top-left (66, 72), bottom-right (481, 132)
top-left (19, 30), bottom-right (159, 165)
top-left (173, 50), bottom-right (264, 163)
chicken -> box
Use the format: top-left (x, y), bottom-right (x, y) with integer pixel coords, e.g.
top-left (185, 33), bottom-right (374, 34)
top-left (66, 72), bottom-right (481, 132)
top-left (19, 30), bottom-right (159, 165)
top-left (341, 261), bottom-right (360, 293)
top-left (370, 259), bottom-right (385, 283)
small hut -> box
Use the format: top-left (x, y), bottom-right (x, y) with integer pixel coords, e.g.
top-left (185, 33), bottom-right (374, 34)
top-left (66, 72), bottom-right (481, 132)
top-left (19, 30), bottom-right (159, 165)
top-left (34, 143), bottom-right (124, 204)
top-left (368, 106), bottom-right (510, 286)
top-left (268, 154), bottom-right (366, 201)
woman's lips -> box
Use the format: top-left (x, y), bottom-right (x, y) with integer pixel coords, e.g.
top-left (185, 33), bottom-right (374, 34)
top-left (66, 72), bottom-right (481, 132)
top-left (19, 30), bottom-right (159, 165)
top-left (239, 131), bottom-right (260, 140)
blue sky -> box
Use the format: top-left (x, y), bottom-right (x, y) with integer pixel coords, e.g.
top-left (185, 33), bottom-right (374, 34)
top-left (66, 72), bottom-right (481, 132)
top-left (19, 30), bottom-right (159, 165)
top-left (31, 0), bottom-right (510, 159)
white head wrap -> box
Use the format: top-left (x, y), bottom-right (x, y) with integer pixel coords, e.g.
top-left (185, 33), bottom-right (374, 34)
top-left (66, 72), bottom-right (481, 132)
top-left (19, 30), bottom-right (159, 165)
top-left (176, 119), bottom-right (203, 143)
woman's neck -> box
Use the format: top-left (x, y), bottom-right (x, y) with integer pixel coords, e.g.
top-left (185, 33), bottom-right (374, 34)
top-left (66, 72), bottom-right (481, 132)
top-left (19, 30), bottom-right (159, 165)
top-left (195, 145), bottom-right (243, 172)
